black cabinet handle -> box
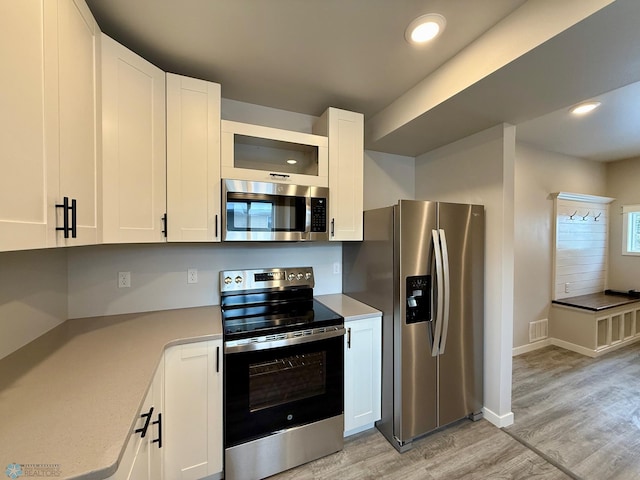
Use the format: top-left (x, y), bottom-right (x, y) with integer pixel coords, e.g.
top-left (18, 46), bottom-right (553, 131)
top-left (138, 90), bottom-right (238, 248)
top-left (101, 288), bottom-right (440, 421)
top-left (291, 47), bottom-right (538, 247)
top-left (152, 413), bottom-right (162, 448)
top-left (215, 214), bottom-right (218, 238)
top-left (269, 173), bottom-right (290, 179)
top-left (56, 197), bottom-right (77, 238)
top-left (70, 198), bottom-right (77, 238)
top-left (331, 218), bottom-right (335, 238)
top-left (161, 213), bottom-right (167, 237)
top-left (134, 407), bottom-right (154, 438)
top-left (216, 346), bottom-right (220, 372)
top-left (347, 327), bottom-right (351, 349)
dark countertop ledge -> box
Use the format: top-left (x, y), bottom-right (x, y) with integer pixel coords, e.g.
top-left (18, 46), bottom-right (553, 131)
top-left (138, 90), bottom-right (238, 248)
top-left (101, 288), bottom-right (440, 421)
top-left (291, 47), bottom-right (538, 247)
top-left (552, 291), bottom-right (640, 312)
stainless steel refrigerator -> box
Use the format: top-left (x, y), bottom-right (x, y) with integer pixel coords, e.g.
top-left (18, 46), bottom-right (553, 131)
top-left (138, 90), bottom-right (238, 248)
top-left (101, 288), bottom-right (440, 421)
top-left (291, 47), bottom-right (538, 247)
top-left (343, 200), bottom-right (484, 452)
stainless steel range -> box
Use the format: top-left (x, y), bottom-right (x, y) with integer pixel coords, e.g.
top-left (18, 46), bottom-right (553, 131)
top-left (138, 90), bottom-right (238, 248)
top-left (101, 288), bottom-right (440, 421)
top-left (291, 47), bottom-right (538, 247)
top-left (220, 267), bottom-right (345, 480)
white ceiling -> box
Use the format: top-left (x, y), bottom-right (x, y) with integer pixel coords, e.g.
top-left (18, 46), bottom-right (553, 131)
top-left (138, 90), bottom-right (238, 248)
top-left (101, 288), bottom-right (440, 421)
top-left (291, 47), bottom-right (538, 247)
top-left (85, 0), bottom-right (640, 162)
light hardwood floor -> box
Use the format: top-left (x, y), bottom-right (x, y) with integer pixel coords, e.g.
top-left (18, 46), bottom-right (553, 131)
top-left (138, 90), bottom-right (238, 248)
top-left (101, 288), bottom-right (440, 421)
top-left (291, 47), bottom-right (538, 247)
top-left (269, 419), bottom-right (570, 479)
top-left (506, 343), bottom-right (640, 480)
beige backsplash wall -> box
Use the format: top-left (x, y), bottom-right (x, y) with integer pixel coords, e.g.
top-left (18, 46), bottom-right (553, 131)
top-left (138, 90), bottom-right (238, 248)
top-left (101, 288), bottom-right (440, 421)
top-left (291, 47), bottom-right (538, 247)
top-left (67, 242), bottom-right (342, 319)
top-left (514, 143), bottom-right (606, 349)
top-left (0, 248), bottom-right (68, 360)
top-left (607, 156), bottom-right (640, 290)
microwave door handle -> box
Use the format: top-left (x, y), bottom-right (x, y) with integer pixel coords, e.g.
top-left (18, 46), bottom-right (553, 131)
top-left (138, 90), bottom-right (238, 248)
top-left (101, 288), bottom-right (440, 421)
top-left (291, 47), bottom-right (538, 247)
top-left (431, 229), bottom-right (444, 357)
top-left (438, 229), bottom-right (451, 354)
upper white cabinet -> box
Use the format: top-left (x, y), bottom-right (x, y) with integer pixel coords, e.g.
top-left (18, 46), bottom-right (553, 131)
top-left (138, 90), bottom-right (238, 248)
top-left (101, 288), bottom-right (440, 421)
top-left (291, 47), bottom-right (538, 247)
top-left (344, 314), bottom-right (382, 436)
top-left (0, 0), bottom-right (99, 251)
top-left (101, 34), bottom-right (166, 243)
top-left (166, 74), bottom-right (222, 242)
top-left (313, 108), bottom-right (364, 241)
top-left (51, 0), bottom-right (101, 247)
top-left (164, 340), bottom-right (223, 480)
top-left (221, 120), bottom-right (329, 187)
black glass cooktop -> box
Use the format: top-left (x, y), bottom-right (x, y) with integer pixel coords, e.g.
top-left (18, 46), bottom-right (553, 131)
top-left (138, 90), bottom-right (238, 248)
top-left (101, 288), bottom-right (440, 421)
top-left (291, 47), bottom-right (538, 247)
top-left (222, 297), bottom-right (343, 340)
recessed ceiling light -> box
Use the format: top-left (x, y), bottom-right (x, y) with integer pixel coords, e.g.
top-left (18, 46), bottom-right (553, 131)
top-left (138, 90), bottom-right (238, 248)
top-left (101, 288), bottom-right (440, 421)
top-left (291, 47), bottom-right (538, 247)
top-left (405, 13), bottom-right (446, 45)
top-left (286, 159), bottom-right (297, 165)
top-left (570, 101), bottom-right (601, 115)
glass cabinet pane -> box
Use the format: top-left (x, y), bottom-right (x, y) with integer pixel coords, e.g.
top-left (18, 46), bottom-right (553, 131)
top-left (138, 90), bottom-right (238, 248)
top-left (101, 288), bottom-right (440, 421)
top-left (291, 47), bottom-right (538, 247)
top-left (234, 134), bottom-right (319, 176)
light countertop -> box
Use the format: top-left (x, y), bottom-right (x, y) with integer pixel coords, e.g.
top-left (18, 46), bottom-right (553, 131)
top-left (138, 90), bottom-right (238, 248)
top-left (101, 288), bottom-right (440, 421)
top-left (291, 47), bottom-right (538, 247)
top-left (0, 306), bottom-right (221, 480)
top-left (315, 294), bottom-right (381, 321)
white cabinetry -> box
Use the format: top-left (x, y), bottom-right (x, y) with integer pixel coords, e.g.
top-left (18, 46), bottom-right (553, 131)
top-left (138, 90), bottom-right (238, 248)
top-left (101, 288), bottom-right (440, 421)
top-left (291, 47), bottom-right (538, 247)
top-left (166, 74), bottom-right (222, 242)
top-left (108, 364), bottom-right (163, 480)
top-left (101, 34), bottom-right (166, 243)
top-left (0, 0), bottom-right (99, 251)
top-left (221, 120), bottom-right (329, 187)
top-left (344, 314), bottom-right (382, 436)
top-left (313, 108), bottom-right (364, 241)
top-left (164, 339), bottom-right (223, 480)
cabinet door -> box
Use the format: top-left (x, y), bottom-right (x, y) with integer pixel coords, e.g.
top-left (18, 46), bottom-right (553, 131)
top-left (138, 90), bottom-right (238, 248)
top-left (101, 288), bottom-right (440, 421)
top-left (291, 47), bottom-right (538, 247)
top-left (53, 0), bottom-right (100, 246)
top-left (164, 340), bottom-right (223, 480)
top-left (314, 108), bottom-right (364, 241)
top-left (0, 0), bottom-right (49, 251)
top-left (344, 315), bottom-right (382, 436)
top-left (101, 34), bottom-right (166, 243)
top-left (166, 74), bottom-right (221, 242)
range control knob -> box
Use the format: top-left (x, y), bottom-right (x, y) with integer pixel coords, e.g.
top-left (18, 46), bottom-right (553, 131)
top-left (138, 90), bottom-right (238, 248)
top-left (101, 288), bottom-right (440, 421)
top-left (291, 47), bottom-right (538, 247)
top-left (288, 273), bottom-right (295, 281)
top-left (305, 272), bottom-right (312, 280)
top-left (235, 276), bottom-right (243, 284)
top-left (296, 273), bottom-right (303, 280)
top-left (224, 276), bottom-right (232, 285)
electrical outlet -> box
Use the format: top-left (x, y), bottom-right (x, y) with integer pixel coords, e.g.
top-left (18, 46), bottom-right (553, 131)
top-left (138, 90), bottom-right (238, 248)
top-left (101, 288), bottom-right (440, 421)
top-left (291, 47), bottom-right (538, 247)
top-left (565, 282), bottom-right (570, 293)
top-left (333, 262), bottom-right (341, 275)
top-left (188, 268), bottom-right (198, 284)
top-left (118, 271), bottom-right (131, 288)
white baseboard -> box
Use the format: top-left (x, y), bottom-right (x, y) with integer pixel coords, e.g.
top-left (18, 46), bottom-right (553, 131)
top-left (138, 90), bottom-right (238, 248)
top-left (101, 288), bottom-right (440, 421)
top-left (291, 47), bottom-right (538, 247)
top-left (513, 336), bottom-right (640, 358)
top-left (483, 407), bottom-right (514, 428)
top-left (344, 422), bottom-right (376, 438)
top-left (512, 338), bottom-right (551, 356)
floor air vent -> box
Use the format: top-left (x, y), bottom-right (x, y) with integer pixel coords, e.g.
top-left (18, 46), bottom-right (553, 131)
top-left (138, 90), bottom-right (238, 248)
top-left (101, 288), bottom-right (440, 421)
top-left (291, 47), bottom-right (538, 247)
top-left (529, 319), bottom-right (548, 342)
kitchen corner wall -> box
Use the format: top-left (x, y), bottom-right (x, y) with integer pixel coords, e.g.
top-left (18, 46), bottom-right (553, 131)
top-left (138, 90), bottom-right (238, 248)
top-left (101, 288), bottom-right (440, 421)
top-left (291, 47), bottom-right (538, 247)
top-left (0, 249), bottom-right (68, 360)
top-left (607, 156), bottom-right (640, 290)
top-left (67, 243), bottom-right (342, 319)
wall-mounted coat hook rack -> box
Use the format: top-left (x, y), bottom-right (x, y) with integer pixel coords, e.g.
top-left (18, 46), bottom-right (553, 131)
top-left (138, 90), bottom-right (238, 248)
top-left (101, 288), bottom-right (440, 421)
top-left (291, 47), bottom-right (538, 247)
top-left (582, 211), bottom-right (591, 221)
top-left (569, 210), bottom-right (577, 220)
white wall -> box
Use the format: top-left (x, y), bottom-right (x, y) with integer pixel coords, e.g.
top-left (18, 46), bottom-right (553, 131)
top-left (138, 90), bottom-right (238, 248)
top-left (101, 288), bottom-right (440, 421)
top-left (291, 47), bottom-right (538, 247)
top-left (0, 249), bottom-right (68, 360)
top-left (415, 124), bottom-right (515, 427)
top-left (363, 150), bottom-right (415, 209)
top-left (607, 156), bottom-right (640, 290)
top-left (514, 143), bottom-right (606, 349)
top-left (67, 242), bottom-right (342, 319)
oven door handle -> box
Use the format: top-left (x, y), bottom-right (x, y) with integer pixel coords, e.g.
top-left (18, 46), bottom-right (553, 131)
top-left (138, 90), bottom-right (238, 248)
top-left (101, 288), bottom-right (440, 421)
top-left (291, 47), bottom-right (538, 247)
top-left (224, 327), bottom-right (345, 354)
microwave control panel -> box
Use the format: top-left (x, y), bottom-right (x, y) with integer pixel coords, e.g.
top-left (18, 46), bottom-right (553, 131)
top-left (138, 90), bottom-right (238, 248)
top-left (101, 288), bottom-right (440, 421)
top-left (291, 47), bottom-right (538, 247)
top-left (310, 197), bottom-right (327, 232)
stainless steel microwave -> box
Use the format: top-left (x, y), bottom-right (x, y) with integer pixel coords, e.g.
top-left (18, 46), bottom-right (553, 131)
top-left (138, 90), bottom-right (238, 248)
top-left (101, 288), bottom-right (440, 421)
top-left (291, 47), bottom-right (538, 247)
top-left (222, 179), bottom-right (329, 241)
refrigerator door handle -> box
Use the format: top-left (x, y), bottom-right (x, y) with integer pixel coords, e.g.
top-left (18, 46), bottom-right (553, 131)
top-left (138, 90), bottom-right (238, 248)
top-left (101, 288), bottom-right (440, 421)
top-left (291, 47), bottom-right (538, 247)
top-left (438, 229), bottom-right (451, 354)
top-left (431, 229), bottom-right (444, 357)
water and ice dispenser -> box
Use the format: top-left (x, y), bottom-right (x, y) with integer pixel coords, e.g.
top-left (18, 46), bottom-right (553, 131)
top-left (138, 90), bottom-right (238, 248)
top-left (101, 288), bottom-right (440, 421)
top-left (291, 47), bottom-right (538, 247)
top-left (406, 275), bottom-right (431, 324)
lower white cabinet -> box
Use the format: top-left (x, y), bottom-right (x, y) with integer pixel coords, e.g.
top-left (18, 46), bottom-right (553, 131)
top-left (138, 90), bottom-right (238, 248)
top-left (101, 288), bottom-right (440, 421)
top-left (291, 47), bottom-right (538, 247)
top-left (109, 339), bottom-right (222, 480)
top-left (109, 364), bottom-right (163, 480)
top-left (163, 339), bottom-right (223, 480)
top-left (344, 315), bottom-right (382, 436)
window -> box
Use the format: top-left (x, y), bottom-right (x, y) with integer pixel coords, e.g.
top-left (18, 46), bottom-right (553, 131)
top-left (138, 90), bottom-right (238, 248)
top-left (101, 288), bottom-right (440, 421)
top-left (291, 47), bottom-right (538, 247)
top-left (622, 204), bottom-right (640, 255)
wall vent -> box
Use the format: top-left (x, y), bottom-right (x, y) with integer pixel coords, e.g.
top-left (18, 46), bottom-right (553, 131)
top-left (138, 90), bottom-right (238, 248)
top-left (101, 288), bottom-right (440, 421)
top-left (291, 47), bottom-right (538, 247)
top-left (529, 319), bottom-right (549, 342)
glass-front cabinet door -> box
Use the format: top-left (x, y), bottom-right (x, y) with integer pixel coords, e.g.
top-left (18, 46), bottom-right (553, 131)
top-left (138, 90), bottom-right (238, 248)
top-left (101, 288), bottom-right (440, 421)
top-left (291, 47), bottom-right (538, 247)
top-left (221, 120), bottom-right (328, 187)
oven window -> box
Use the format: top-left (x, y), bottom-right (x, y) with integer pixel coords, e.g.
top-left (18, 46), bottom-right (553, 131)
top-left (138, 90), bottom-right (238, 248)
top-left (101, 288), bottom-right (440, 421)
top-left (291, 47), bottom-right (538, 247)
top-left (249, 352), bottom-right (326, 412)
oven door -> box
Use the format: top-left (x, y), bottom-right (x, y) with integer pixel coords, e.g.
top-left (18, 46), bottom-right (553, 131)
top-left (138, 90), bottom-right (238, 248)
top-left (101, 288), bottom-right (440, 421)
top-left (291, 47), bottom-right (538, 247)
top-left (224, 330), bottom-right (344, 448)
